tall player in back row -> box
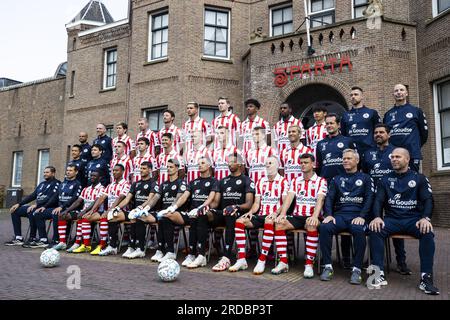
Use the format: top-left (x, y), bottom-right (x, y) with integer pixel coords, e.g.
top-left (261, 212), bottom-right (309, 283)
top-left (211, 97), bottom-right (241, 148)
top-left (240, 99), bottom-right (271, 155)
top-left (273, 102), bottom-right (304, 155)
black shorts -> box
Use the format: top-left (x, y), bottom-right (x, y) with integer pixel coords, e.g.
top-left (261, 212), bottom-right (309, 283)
top-left (286, 216), bottom-right (308, 229)
top-left (250, 215), bottom-right (266, 229)
top-left (179, 212), bottom-right (190, 225)
top-left (210, 209), bottom-right (225, 227)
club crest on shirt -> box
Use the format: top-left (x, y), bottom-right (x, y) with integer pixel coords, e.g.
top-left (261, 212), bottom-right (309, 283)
top-left (363, 113), bottom-right (370, 119)
top-left (406, 113), bottom-right (413, 119)
top-left (236, 180), bottom-right (242, 185)
top-left (355, 179), bottom-right (363, 186)
top-left (96, 164), bottom-right (100, 168)
top-left (408, 180), bottom-right (416, 188)
top-left (171, 185), bottom-right (177, 190)
top-left (205, 181), bottom-right (211, 187)
top-left (144, 184), bottom-right (149, 189)
top-left (337, 142), bottom-right (344, 148)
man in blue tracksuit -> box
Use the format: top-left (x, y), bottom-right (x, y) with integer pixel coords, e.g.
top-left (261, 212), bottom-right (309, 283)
top-left (5, 166), bottom-right (60, 247)
top-left (369, 147), bottom-right (439, 295)
top-left (319, 149), bottom-right (374, 285)
top-left (79, 131), bottom-right (92, 164)
top-left (362, 123), bottom-right (411, 275)
top-left (93, 123), bottom-right (113, 163)
top-left (341, 86), bottom-right (381, 156)
top-left (383, 84), bottom-right (428, 172)
top-left (67, 144), bottom-right (87, 187)
top-left (30, 164), bottom-right (83, 248)
top-left (86, 144), bottom-right (110, 187)
top-left (316, 113), bottom-right (357, 268)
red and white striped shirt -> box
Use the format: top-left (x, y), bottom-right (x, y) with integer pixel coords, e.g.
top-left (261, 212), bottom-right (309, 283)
top-left (102, 178), bottom-right (131, 209)
top-left (158, 124), bottom-right (184, 154)
top-left (273, 116), bottom-right (305, 154)
top-left (132, 150), bottom-right (158, 183)
top-left (182, 116), bottom-right (212, 151)
top-left (112, 134), bottom-right (135, 156)
top-left (185, 145), bottom-right (213, 183)
top-left (289, 173), bottom-right (327, 217)
top-left (212, 145), bottom-right (242, 181)
top-left (255, 174), bottom-right (289, 216)
top-left (280, 143), bottom-right (314, 183)
top-left (110, 153), bottom-right (133, 183)
top-left (305, 122), bottom-right (328, 151)
top-left (80, 183), bottom-right (105, 211)
top-left (240, 115), bottom-right (271, 155)
top-left (211, 111), bottom-right (241, 147)
top-left (156, 149), bottom-right (185, 185)
top-left (136, 129), bottom-right (160, 158)
top-left (245, 145), bottom-right (278, 183)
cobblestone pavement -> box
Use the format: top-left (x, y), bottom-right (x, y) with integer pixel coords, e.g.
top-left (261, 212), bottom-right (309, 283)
top-left (0, 211), bottom-right (448, 300)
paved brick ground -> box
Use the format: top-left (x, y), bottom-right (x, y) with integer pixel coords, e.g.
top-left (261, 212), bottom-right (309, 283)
top-left (0, 211), bottom-right (448, 300)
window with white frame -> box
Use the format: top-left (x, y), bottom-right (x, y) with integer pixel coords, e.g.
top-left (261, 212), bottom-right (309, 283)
top-left (103, 48), bottom-right (117, 89)
top-left (309, 0), bottom-right (335, 28)
top-left (143, 108), bottom-right (167, 132)
top-left (435, 78), bottom-right (450, 169)
top-left (37, 149), bottom-right (50, 184)
top-left (200, 106), bottom-right (221, 124)
top-left (353, 0), bottom-right (369, 18)
top-left (12, 151), bottom-right (23, 187)
top-left (433, 0), bottom-right (450, 16)
top-left (105, 125), bottom-right (116, 139)
top-left (149, 11), bottom-right (168, 61)
top-left (203, 8), bottom-right (230, 59)
top-left (271, 4), bottom-right (293, 36)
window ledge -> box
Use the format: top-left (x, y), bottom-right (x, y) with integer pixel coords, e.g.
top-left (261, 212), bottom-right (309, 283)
top-left (429, 169), bottom-right (450, 177)
top-left (201, 56), bottom-right (233, 64)
top-left (427, 8), bottom-right (450, 26)
top-left (68, 95), bottom-right (75, 99)
top-left (99, 87), bottom-right (116, 93)
top-left (144, 58), bottom-right (168, 66)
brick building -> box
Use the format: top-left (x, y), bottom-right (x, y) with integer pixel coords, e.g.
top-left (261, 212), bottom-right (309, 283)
top-left (0, 0), bottom-right (449, 225)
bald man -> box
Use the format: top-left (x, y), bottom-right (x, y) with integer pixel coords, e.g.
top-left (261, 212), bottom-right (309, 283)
top-left (93, 123), bottom-right (113, 163)
top-left (79, 131), bottom-right (92, 164)
top-left (383, 84), bottom-right (428, 172)
top-left (369, 148), bottom-right (439, 295)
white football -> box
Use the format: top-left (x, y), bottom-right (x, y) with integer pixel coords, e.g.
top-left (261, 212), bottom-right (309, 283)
top-left (157, 259), bottom-right (180, 282)
top-left (40, 248), bottom-right (60, 268)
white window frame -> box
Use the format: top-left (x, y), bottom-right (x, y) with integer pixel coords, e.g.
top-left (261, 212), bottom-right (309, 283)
top-left (308, 0), bottom-right (335, 28)
top-left (270, 3), bottom-right (294, 37)
top-left (352, 0), bottom-right (369, 19)
top-left (199, 105), bottom-right (221, 124)
top-left (433, 77), bottom-right (450, 170)
top-left (37, 149), bottom-right (50, 184)
top-left (148, 10), bottom-right (169, 62)
top-left (12, 151), bottom-right (23, 188)
top-left (432, 0), bottom-right (450, 17)
top-left (103, 48), bottom-right (117, 90)
top-left (203, 7), bottom-right (231, 60)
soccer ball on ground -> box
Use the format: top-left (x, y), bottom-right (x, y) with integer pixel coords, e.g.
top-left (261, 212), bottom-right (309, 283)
top-left (40, 248), bottom-right (60, 268)
top-left (157, 259), bottom-right (180, 282)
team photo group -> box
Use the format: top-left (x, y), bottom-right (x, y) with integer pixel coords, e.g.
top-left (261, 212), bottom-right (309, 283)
top-left (5, 83), bottom-right (439, 296)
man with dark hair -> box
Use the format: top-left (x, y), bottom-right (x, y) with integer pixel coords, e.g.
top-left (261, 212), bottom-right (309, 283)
top-left (136, 117), bottom-right (160, 158)
top-left (79, 131), bottom-right (92, 164)
top-left (113, 122), bottom-right (135, 157)
top-left (63, 170), bottom-right (105, 253)
top-left (341, 86), bottom-right (381, 155)
top-left (305, 105), bottom-right (328, 151)
top-left (240, 98), bottom-right (271, 155)
top-left (5, 167), bottom-right (60, 247)
top-left (212, 126), bottom-right (241, 181)
top-left (246, 126), bottom-right (278, 183)
top-left (159, 110), bottom-right (184, 154)
top-left (183, 102), bottom-right (213, 151)
top-left (208, 153), bottom-right (255, 271)
top-left (156, 133), bottom-right (185, 185)
top-left (32, 164), bottom-right (83, 249)
top-left (88, 164), bottom-right (131, 256)
top-left (265, 153), bottom-right (327, 278)
top-left (110, 140), bottom-right (133, 182)
top-left (185, 130), bottom-right (213, 183)
top-left (68, 144), bottom-right (87, 187)
top-left (132, 137), bottom-right (157, 183)
top-left (150, 159), bottom-right (191, 262)
top-left (86, 144), bottom-right (110, 187)
top-left (369, 148), bottom-right (439, 295)
top-left (212, 97), bottom-right (241, 148)
top-left (383, 84), bottom-right (428, 172)
top-left (273, 102), bottom-right (305, 155)
top-left (361, 123), bottom-right (411, 275)
top-left (93, 123), bottom-right (113, 163)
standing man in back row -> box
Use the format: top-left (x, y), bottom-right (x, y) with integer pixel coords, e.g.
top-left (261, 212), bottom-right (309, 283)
top-left (93, 123), bottom-right (113, 163)
top-left (384, 84), bottom-right (428, 172)
top-left (341, 86), bottom-right (381, 156)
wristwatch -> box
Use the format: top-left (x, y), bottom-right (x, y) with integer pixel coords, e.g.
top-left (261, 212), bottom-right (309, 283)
top-left (424, 217), bottom-right (431, 222)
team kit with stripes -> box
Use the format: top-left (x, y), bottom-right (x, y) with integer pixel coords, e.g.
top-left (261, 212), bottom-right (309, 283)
top-left (6, 90), bottom-right (440, 295)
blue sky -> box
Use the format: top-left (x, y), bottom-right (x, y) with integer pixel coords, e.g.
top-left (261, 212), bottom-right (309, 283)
top-left (0, 0), bottom-right (128, 83)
